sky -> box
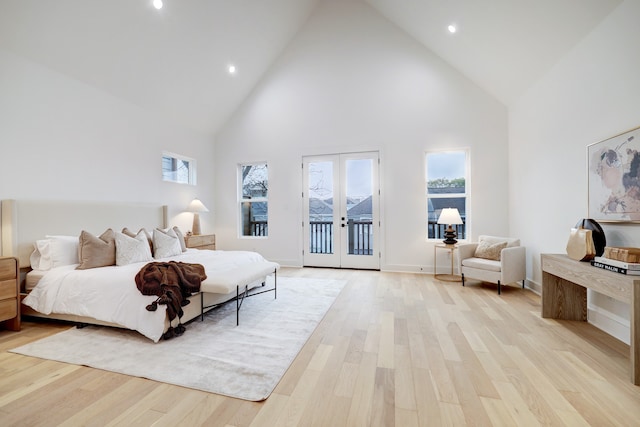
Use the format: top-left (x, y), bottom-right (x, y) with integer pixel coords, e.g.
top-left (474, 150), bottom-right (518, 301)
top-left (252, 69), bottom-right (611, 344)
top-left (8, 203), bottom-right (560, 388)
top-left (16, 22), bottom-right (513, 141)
top-left (426, 151), bottom-right (466, 181)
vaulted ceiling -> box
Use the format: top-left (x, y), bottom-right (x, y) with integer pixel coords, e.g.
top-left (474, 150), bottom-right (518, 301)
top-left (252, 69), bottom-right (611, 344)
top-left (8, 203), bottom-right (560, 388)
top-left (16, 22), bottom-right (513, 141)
top-left (0, 0), bottom-right (622, 137)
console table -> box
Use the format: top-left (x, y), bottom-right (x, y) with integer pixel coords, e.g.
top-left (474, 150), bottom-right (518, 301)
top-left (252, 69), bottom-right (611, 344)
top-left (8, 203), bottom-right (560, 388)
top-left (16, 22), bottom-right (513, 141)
top-left (541, 253), bottom-right (639, 385)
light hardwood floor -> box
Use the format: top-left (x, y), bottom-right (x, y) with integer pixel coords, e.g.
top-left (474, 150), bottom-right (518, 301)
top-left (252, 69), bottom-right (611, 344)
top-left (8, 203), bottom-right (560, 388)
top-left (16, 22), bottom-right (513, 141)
top-left (0, 268), bottom-right (639, 426)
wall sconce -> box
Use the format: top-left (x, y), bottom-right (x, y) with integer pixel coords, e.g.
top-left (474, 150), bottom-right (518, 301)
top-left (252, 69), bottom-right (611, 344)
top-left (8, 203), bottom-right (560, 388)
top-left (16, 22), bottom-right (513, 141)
top-left (187, 198), bottom-right (209, 235)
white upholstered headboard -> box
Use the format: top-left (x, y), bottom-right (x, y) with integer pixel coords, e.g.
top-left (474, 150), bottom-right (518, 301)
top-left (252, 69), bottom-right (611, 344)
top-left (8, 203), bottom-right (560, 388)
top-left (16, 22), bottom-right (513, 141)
top-left (1, 199), bottom-right (167, 267)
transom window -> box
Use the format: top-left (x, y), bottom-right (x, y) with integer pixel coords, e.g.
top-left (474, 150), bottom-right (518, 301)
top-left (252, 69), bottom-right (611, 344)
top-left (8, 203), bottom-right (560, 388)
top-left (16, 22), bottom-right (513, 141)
top-left (425, 150), bottom-right (469, 240)
top-left (162, 152), bottom-right (196, 185)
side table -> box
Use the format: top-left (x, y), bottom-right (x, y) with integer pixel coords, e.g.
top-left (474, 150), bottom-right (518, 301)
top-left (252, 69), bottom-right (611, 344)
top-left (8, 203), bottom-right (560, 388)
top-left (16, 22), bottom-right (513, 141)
top-left (185, 234), bottom-right (216, 250)
top-left (0, 256), bottom-right (20, 331)
top-left (434, 243), bottom-right (461, 282)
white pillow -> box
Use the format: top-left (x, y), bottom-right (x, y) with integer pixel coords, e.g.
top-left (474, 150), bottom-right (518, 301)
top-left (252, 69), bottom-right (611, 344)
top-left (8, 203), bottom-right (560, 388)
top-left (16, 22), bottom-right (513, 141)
top-left (48, 235), bottom-right (80, 267)
top-left (115, 231), bottom-right (153, 266)
top-left (172, 226), bottom-right (187, 252)
top-left (158, 226), bottom-right (187, 252)
top-left (30, 235), bottom-right (79, 270)
top-left (30, 239), bottom-right (52, 271)
top-left (153, 228), bottom-right (183, 259)
top-left (122, 227), bottom-right (153, 254)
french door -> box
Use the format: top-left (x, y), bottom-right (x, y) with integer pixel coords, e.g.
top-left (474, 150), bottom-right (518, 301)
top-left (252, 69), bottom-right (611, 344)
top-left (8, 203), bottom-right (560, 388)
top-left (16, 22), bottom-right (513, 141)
top-left (302, 152), bottom-right (380, 269)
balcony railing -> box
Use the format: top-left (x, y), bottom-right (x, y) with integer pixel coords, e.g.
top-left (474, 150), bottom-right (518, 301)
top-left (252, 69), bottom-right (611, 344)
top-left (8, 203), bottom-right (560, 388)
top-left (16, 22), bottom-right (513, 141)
top-left (249, 219), bottom-right (374, 255)
top-left (309, 221), bottom-right (334, 253)
top-left (307, 219), bottom-right (373, 255)
top-left (347, 220), bottom-right (373, 255)
top-left (249, 221), bottom-right (268, 236)
top-left (248, 219), bottom-right (465, 250)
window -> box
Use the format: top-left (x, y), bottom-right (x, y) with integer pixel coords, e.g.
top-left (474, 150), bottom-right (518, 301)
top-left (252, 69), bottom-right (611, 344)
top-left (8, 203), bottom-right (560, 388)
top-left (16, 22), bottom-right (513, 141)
top-left (162, 152), bottom-right (196, 185)
top-left (426, 150), bottom-right (468, 240)
top-left (239, 162), bottom-right (268, 237)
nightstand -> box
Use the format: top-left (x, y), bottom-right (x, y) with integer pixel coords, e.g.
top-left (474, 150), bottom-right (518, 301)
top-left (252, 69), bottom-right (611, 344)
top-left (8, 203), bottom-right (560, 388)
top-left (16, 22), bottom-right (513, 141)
top-left (0, 257), bottom-right (20, 331)
top-left (185, 234), bottom-right (216, 250)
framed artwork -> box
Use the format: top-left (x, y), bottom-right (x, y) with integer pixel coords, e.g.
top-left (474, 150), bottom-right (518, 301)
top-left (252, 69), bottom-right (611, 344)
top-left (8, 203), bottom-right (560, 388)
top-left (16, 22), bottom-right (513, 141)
top-left (588, 125), bottom-right (640, 222)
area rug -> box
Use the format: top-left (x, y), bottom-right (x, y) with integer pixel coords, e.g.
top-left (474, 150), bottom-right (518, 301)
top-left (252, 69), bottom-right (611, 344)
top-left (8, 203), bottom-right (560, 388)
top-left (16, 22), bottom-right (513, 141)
top-left (10, 276), bottom-right (346, 401)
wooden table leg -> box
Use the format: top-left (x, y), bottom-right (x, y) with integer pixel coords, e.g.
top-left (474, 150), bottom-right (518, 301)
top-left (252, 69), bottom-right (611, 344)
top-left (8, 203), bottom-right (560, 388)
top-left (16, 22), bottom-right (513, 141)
top-left (541, 271), bottom-right (587, 320)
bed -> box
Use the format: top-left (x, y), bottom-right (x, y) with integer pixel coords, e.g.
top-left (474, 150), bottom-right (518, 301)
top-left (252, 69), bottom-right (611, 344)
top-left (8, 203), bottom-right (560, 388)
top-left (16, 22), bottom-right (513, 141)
top-left (0, 199), bottom-right (279, 342)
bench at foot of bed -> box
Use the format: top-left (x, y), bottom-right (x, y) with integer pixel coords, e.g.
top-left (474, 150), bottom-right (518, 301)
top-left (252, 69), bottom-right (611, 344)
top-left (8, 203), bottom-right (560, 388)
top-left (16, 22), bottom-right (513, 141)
top-left (199, 261), bottom-right (279, 325)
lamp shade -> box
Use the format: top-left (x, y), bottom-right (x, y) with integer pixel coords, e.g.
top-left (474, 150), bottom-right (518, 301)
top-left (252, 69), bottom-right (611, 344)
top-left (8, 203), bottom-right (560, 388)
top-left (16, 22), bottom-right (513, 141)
top-left (187, 198), bottom-right (209, 235)
top-left (437, 208), bottom-right (463, 225)
top-left (187, 198), bottom-right (209, 213)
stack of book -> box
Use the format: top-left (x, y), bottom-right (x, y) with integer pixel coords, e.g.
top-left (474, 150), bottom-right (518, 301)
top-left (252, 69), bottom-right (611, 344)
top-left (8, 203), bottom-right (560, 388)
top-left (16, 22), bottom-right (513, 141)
top-left (590, 256), bottom-right (640, 275)
top-left (603, 246), bottom-right (640, 263)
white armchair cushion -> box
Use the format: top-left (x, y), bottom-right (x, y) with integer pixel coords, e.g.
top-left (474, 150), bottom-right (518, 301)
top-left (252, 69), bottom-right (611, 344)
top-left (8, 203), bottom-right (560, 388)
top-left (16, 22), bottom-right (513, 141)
top-left (461, 257), bottom-right (501, 272)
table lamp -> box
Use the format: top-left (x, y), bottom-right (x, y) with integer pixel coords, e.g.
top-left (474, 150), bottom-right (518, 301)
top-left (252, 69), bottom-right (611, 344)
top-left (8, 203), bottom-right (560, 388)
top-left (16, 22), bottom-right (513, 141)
top-left (187, 198), bottom-right (209, 235)
top-left (437, 208), bottom-right (463, 245)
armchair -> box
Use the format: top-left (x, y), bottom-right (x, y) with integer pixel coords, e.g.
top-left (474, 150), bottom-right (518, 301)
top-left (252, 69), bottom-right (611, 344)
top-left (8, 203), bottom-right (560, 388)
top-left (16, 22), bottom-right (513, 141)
top-left (457, 235), bottom-right (526, 295)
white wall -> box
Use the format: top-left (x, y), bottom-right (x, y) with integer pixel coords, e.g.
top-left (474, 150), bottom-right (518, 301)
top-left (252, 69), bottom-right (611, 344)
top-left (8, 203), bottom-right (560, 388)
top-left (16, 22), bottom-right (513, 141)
top-left (215, 0), bottom-right (509, 270)
top-left (0, 47), bottom-right (216, 239)
top-left (510, 0), bottom-right (640, 343)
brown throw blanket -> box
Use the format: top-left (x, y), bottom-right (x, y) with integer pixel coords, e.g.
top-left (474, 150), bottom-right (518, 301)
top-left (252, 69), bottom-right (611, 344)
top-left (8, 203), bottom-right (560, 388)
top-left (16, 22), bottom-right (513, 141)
top-left (135, 261), bottom-right (207, 339)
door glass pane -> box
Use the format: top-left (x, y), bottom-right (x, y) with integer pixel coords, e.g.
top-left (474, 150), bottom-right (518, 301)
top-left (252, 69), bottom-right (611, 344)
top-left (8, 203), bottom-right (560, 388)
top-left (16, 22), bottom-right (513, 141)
top-left (346, 159), bottom-right (373, 255)
top-left (308, 161), bottom-right (334, 254)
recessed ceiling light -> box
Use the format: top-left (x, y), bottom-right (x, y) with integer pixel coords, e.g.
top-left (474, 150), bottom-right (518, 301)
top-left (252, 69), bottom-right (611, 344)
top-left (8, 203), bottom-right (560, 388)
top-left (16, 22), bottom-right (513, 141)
top-left (153, 0), bottom-right (163, 10)
top-left (448, 24), bottom-right (457, 33)
top-left (228, 65), bottom-right (237, 75)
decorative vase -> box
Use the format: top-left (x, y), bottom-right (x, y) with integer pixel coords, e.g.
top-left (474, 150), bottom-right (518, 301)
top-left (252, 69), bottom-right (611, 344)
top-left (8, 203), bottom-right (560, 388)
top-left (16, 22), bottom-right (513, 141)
top-left (575, 218), bottom-right (606, 256)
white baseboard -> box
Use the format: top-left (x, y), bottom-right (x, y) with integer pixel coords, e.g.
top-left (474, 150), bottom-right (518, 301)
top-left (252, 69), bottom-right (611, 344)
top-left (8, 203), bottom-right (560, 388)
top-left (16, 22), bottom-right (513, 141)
top-left (526, 279), bottom-right (541, 295)
top-left (381, 264), bottom-right (435, 274)
top-left (289, 263), bottom-right (437, 273)
top-left (587, 306), bottom-right (630, 345)
top-left (273, 259), bottom-right (303, 268)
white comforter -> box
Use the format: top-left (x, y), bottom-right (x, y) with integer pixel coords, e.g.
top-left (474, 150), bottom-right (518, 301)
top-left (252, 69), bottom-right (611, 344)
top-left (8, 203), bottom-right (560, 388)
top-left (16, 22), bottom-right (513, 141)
top-left (23, 249), bottom-right (269, 342)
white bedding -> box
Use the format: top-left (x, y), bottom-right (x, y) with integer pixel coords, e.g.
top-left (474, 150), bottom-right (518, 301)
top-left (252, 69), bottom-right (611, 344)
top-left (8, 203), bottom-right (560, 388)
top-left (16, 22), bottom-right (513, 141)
top-left (23, 249), bottom-right (271, 342)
